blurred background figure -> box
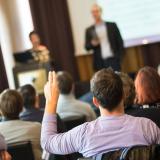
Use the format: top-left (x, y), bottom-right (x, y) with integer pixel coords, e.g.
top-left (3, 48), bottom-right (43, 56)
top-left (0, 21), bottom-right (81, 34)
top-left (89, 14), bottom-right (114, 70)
top-left (127, 66), bottom-right (160, 128)
top-left (29, 31), bottom-right (50, 62)
top-left (0, 89), bottom-right (42, 160)
top-left (56, 71), bottom-right (96, 121)
top-left (116, 72), bottom-right (135, 110)
top-left (85, 4), bottom-right (124, 71)
top-left (19, 84), bottom-right (44, 123)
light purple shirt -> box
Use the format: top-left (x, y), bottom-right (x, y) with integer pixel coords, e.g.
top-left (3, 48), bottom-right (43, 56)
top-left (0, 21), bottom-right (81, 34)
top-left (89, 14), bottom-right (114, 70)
top-left (41, 114), bottom-right (160, 157)
top-left (0, 133), bottom-right (7, 150)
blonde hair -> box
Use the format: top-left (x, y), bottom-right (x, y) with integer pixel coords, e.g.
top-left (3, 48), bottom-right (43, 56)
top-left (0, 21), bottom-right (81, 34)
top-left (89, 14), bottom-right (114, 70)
top-left (91, 4), bottom-right (102, 12)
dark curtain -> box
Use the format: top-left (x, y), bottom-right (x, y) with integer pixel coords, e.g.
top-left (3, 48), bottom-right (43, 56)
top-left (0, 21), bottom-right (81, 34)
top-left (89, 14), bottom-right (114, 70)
top-left (141, 42), bottom-right (160, 68)
top-left (29, 0), bottom-right (79, 80)
top-left (0, 46), bottom-right (9, 93)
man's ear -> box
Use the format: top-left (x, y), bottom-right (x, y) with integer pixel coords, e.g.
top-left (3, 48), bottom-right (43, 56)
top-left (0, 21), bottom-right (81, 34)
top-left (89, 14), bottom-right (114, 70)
top-left (93, 97), bottom-right (100, 108)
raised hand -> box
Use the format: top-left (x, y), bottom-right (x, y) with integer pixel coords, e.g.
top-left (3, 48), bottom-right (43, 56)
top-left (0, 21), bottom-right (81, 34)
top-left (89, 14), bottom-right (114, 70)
top-left (44, 71), bottom-right (59, 114)
top-left (0, 151), bottom-right (11, 160)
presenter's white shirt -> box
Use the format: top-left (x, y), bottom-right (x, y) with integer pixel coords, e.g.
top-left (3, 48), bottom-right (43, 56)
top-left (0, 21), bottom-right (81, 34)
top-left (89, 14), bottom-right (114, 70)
top-left (95, 22), bottom-right (113, 59)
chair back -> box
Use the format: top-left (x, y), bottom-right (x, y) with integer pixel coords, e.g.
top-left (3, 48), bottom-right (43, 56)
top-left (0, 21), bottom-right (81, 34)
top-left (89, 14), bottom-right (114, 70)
top-left (62, 115), bottom-right (86, 130)
top-left (77, 145), bottom-right (160, 160)
top-left (7, 141), bottom-right (34, 160)
top-left (74, 81), bottom-right (90, 98)
top-left (120, 145), bottom-right (160, 160)
top-left (77, 149), bottom-right (124, 160)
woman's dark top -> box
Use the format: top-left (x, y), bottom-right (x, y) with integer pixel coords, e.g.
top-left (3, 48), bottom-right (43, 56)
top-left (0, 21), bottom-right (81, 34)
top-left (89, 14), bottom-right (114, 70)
top-left (126, 103), bottom-right (160, 128)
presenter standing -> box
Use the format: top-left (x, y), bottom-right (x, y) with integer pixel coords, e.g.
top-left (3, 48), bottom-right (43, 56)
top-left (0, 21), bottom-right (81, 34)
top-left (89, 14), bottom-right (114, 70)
top-left (85, 4), bottom-right (124, 71)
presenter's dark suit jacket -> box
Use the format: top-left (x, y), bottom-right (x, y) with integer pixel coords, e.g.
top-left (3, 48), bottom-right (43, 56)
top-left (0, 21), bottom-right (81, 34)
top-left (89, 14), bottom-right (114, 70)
top-left (85, 22), bottom-right (124, 71)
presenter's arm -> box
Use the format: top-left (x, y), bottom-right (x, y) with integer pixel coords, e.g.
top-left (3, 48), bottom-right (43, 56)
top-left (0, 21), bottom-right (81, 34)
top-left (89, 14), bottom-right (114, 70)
top-left (85, 28), bottom-right (93, 50)
top-left (41, 71), bottom-right (86, 154)
top-left (114, 23), bottom-right (125, 60)
top-left (85, 28), bottom-right (99, 51)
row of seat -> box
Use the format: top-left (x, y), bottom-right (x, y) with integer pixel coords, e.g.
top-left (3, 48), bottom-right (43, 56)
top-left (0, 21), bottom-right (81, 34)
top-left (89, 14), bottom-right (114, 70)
top-left (6, 115), bottom-right (86, 160)
top-left (7, 141), bottom-right (160, 160)
top-left (79, 145), bottom-right (160, 160)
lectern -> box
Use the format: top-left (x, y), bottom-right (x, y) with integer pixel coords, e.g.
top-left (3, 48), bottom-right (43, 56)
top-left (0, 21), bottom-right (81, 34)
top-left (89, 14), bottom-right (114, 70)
top-left (13, 61), bottom-right (52, 94)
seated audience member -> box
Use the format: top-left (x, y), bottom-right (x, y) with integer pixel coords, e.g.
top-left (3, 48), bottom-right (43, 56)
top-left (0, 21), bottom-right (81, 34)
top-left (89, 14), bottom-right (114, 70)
top-left (0, 90), bottom-right (42, 160)
top-left (41, 70), bottom-right (160, 158)
top-left (19, 84), bottom-right (44, 123)
top-left (56, 71), bottom-right (96, 121)
top-left (116, 72), bottom-right (135, 110)
top-left (0, 133), bottom-right (11, 160)
top-left (79, 92), bottom-right (100, 117)
top-left (127, 66), bottom-right (160, 128)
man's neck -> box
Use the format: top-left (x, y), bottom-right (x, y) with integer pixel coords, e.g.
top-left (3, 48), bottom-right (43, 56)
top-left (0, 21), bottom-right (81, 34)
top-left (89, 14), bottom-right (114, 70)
top-left (99, 102), bottom-right (125, 117)
top-left (95, 19), bottom-right (103, 25)
top-left (33, 44), bottom-right (40, 51)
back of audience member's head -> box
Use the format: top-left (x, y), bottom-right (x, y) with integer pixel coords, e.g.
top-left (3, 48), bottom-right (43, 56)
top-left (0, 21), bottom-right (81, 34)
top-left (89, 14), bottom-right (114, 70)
top-left (57, 71), bottom-right (73, 94)
top-left (116, 72), bottom-right (135, 108)
top-left (18, 84), bottom-right (37, 109)
top-left (0, 90), bottom-right (23, 120)
top-left (91, 68), bottom-right (123, 111)
top-left (135, 66), bottom-right (160, 105)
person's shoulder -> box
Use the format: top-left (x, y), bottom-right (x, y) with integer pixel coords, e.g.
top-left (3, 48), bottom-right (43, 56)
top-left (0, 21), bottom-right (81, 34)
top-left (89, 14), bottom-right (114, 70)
top-left (75, 99), bottom-right (92, 108)
top-left (25, 121), bottom-right (41, 134)
top-left (0, 121), bottom-right (7, 128)
top-left (132, 115), bottom-right (160, 134)
top-left (73, 118), bottom-right (98, 132)
top-left (125, 114), bottom-right (154, 125)
top-left (105, 21), bottom-right (117, 26)
top-left (20, 120), bottom-right (41, 128)
top-left (0, 120), bottom-right (20, 126)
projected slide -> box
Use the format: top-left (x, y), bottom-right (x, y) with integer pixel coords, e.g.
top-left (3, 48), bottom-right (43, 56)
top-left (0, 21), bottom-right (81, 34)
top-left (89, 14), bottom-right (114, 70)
top-left (97, 0), bottom-right (160, 47)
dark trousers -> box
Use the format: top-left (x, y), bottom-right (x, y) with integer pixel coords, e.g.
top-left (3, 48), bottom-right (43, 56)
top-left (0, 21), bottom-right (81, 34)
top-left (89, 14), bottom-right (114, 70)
top-left (103, 57), bottom-right (121, 71)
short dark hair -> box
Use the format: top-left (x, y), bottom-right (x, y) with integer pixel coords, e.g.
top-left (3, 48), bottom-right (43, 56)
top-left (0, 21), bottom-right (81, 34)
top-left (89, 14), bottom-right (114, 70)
top-left (0, 90), bottom-right (23, 119)
top-left (29, 31), bottom-right (38, 39)
top-left (91, 68), bottom-right (123, 111)
top-left (18, 84), bottom-right (36, 109)
top-left (57, 71), bottom-right (73, 94)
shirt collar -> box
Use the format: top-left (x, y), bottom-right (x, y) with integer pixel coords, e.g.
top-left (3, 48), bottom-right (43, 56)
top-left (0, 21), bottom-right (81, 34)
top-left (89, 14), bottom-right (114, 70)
top-left (99, 114), bottom-right (126, 120)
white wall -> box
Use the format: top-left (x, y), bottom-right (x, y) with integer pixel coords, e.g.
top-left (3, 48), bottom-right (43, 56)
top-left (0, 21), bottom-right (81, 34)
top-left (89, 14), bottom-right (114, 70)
top-left (0, 0), bottom-right (15, 88)
top-left (67, 0), bottom-right (96, 55)
top-left (0, 0), bottom-right (33, 88)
